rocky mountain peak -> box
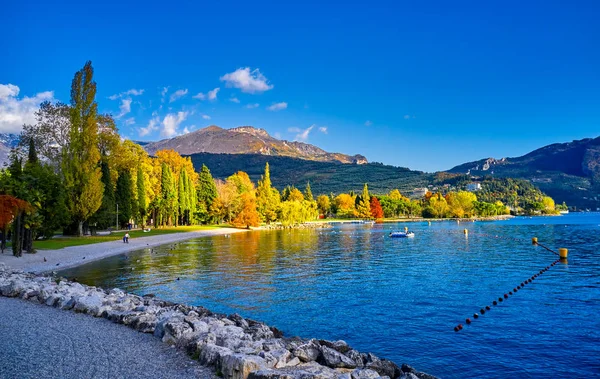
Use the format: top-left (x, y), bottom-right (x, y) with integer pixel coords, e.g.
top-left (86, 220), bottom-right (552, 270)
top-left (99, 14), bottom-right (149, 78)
top-left (229, 126), bottom-right (271, 139)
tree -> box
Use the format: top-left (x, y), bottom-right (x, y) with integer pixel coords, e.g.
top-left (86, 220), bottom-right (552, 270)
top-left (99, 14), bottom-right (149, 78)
top-left (158, 163), bottom-right (177, 226)
top-left (355, 184), bottom-right (371, 218)
top-left (197, 164), bottom-right (218, 223)
top-left (115, 170), bottom-right (133, 227)
top-left (389, 189), bottom-right (403, 200)
top-left (425, 194), bottom-right (449, 218)
top-left (232, 192), bottom-right (260, 228)
top-left (334, 193), bottom-right (355, 218)
top-left (370, 196), bottom-right (384, 219)
top-left (542, 196), bottom-right (555, 213)
top-left (288, 188), bottom-right (304, 202)
top-left (178, 168), bottom-right (189, 225)
top-left (137, 166), bottom-right (147, 226)
top-left (0, 195), bottom-right (32, 254)
top-left (22, 101), bottom-right (71, 165)
top-left (62, 61), bottom-right (103, 236)
top-left (304, 182), bottom-right (314, 201)
top-left (447, 191), bottom-right (477, 218)
top-left (317, 195), bottom-right (330, 216)
top-left (256, 163), bottom-right (280, 223)
top-left (90, 158), bottom-right (115, 229)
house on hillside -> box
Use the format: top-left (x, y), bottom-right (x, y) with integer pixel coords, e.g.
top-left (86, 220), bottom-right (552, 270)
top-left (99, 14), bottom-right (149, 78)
top-left (466, 183), bottom-right (482, 192)
top-left (412, 188), bottom-right (429, 198)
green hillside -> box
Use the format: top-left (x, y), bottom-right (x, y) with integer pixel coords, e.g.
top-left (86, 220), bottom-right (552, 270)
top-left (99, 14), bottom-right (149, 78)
top-left (188, 153), bottom-right (432, 195)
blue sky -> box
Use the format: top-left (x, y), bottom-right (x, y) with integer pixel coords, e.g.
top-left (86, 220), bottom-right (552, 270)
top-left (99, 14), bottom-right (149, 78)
top-left (1, 0), bottom-right (598, 172)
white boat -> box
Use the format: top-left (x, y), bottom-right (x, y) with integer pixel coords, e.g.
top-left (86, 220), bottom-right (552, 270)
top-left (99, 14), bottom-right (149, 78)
top-left (389, 231), bottom-right (415, 238)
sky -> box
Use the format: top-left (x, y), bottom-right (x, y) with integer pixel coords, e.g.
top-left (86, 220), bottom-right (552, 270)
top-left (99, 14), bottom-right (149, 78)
top-left (1, 0), bottom-right (599, 172)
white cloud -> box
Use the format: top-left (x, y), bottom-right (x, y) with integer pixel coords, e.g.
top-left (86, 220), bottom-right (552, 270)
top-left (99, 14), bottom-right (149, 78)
top-left (404, 114), bottom-right (413, 120)
top-left (169, 89), bottom-right (188, 103)
top-left (193, 87), bottom-right (220, 101)
top-left (0, 84), bottom-right (20, 100)
top-left (319, 126), bottom-right (328, 134)
top-left (139, 116), bottom-right (160, 137)
top-left (208, 87), bottom-right (219, 101)
top-left (116, 98), bottom-right (132, 118)
top-left (0, 84), bottom-right (55, 134)
top-left (161, 111), bottom-right (188, 137)
top-left (109, 88), bottom-right (144, 100)
top-left (160, 87), bottom-right (169, 103)
top-left (229, 96), bottom-right (240, 103)
top-left (182, 126), bottom-right (191, 134)
top-left (287, 127), bottom-right (301, 133)
top-left (274, 132), bottom-right (282, 139)
top-left (267, 102), bottom-right (287, 112)
top-left (124, 89), bottom-right (144, 96)
top-left (124, 117), bottom-right (135, 126)
top-left (293, 125), bottom-right (314, 142)
top-left (365, 120), bottom-right (373, 127)
top-left (202, 114), bottom-right (211, 120)
top-left (220, 67), bottom-right (273, 94)
top-left (246, 103), bottom-right (260, 109)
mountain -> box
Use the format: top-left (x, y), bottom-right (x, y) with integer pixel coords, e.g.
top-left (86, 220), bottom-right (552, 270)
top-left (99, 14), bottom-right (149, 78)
top-left (143, 126), bottom-right (368, 164)
top-left (447, 136), bottom-right (600, 209)
top-left (0, 133), bottom-right (20, 167)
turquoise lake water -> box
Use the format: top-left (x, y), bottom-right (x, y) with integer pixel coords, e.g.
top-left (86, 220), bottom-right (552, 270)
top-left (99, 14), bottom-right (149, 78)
top-left (59, 213), bottom-right (600, 378)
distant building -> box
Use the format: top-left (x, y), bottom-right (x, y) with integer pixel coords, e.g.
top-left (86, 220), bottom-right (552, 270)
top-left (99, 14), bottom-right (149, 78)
top-left (466, 183), bottom-right (482, 192)
top-left (412, 188), bottom-right (429, 198)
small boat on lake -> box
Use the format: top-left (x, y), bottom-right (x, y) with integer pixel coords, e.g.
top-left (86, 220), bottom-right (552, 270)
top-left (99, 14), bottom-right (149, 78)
top-left (389, 231), bottom-right (415, 238)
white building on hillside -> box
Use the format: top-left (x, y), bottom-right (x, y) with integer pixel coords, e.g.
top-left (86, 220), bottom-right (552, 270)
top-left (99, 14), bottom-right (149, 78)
top-left (412, 188), bottom-right (429, 198)
top-left (466, 183), bottom-right (482, 192)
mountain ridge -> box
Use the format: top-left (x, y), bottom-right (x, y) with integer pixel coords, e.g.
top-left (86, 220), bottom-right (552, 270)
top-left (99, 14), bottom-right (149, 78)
top-left (447, 136), bottom-right (600, 209)
top-left (142, 125), bottom-right (368, 164)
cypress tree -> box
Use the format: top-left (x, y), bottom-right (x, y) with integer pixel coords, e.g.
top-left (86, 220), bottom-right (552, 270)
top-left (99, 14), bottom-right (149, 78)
top-left (91, 158), bottom-right (115, 229)
top-left (178, 168), bottom-right (188, 225)
top-left (197, 164), bottom-right (217, 222)
top-left (355, 183), bottom-right (372, 218)
top-left (137, 166), bottom-right (147, 226)
top-left (115, 170), bottom-right (133, 227)
top-left (159, 163), bottom-right (176, 226)
top-left (304, 182), bottom-right (314, 202)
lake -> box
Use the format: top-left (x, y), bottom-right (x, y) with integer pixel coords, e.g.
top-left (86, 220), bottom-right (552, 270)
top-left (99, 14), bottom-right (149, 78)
top-left (59, 213), bottom-right (600, 378)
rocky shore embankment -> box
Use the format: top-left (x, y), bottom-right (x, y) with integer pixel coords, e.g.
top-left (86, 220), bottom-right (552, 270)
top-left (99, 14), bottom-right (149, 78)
top-left (0, 263), bottom-right (437, 379)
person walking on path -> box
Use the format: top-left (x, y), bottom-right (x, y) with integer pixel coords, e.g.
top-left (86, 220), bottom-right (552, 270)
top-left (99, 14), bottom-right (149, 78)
top-left (123, 233), bottom-right (130, 244)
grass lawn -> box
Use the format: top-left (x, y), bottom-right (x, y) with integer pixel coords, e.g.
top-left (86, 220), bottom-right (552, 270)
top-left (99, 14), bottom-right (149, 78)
top-left (33, 225), bottom-right (228, 250)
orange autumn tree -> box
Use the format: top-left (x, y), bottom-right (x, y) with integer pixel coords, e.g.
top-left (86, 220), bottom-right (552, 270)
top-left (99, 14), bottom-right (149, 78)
top-left (0, 195), bottom-right (33, 255)
top-left (370, 196), bottom-right (384, 220)
top-left (232, 192), bottom-right (260, 228)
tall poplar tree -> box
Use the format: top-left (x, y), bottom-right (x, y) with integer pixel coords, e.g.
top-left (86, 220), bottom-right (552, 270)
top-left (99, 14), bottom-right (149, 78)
top-left (62, 61), bottom-right (103, 236)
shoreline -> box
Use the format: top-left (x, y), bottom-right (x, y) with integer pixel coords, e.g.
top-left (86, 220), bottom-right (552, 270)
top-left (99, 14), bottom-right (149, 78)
top-left (0, 228), bottom-right (248, 275)
top-left (0, 264), bottom-right (437, 379)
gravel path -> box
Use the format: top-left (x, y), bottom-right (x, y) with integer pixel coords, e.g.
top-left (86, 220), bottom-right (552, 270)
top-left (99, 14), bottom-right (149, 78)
top-left (0, 297), bottom-right (216, 379)
top-left (0, 228), bottom-right (246, 274)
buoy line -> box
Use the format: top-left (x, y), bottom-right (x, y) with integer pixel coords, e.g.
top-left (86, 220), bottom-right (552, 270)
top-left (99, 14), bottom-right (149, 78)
top-left (450, 236), bottom-right (568, 332)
